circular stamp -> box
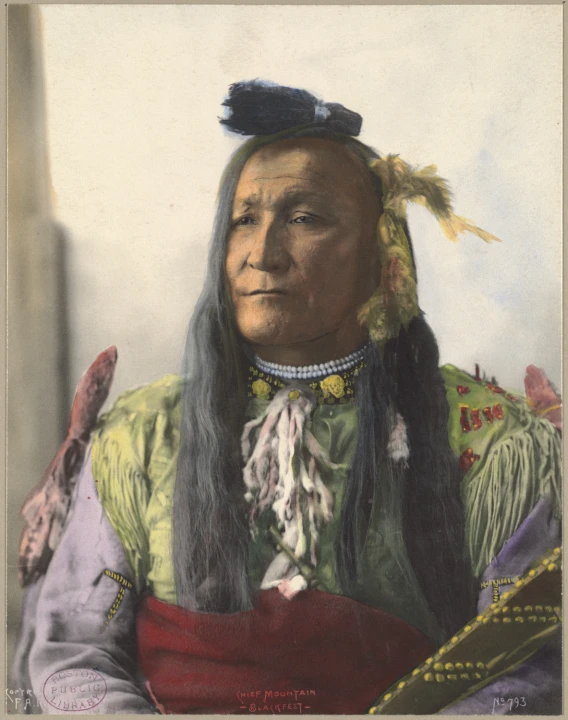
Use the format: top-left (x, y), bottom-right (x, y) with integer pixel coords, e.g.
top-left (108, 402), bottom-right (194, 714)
top-left (43, 669), bottom-right (107, 712)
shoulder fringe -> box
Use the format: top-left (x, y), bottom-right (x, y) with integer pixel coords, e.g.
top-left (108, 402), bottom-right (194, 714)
top-left (462, 407), bottom-right (562, 577)
top-left (90, 375), bottom-right (183, 589)
top-left (91, 434), bottom-right (151, 588)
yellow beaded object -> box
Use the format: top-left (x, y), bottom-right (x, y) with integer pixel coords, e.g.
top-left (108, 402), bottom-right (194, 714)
top-left (320, 374), bottom-right (346, 399)
top-left (251, 378), bottom-right (272, 401)
top-left (247, 360), bottom-right (365, 405)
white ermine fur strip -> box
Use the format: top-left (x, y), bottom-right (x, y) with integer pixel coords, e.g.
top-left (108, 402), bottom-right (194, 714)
top-left (387, 412), bottom-right (410, 464)
top-left (241, 386), bottom-right (338, 597)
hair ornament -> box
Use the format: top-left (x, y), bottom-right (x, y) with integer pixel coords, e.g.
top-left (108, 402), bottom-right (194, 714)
top-left (220, 79), bottom-right (362, 137)
top-left (360, 155), bottom-right (501, 346)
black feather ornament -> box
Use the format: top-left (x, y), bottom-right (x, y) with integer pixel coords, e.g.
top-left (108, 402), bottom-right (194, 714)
top-left (220, 79), bottom-right (362, 137)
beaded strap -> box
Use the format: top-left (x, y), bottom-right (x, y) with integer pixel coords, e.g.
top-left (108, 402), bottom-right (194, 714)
top-left (369, 547), bottom-right (562, 715)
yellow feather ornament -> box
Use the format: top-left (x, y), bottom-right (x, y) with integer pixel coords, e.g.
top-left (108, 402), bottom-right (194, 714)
top-left (359, 155), bottom-right (500, 345)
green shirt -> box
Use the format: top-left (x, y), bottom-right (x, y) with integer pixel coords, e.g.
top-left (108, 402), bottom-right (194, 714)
top-left (91, 365), bottom-right (561, 645)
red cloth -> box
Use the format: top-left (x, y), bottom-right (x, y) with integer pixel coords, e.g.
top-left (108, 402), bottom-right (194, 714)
top-left (137, 589), bottom-right (434, 714)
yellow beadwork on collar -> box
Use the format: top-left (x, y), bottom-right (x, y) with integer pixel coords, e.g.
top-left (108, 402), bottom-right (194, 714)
top-left (247, 360), bottom-right (365, 405)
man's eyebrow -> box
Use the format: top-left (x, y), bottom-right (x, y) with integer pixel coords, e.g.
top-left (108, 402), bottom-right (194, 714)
top-left (234, 195), bottom-right (260, 209)
top-left (281, 188), bottom-right (333, 202)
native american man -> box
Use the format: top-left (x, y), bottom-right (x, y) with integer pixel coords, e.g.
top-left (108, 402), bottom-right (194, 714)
top-left (15, 81), bottom-right (562, 714)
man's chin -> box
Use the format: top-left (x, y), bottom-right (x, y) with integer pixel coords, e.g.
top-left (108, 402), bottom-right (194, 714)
top-left (238, 323), bottom-right (314, 350)
top-left (242, 332), bottom-right (302, 349)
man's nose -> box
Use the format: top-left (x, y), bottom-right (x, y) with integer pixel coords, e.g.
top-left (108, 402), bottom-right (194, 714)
top-left (247, 220), bottom-right (289, 273)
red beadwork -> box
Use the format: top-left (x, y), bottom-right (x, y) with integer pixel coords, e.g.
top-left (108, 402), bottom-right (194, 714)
top-left (471, 408), bottom-right (482, 431)
top-left (457, 385), bottom-right (470, 396)
top-left (483, 406), bottom-right (494, 424)
top-left (493, 403), bottom-right (504, 420)
top-left (460, 407), bottom-right (471, 433)
top-left (459, 447), bottom-right (480, 473)
top-left (486, 383), bottom-right (505, 394)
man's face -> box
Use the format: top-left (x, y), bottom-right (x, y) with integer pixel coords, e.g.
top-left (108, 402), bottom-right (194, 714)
top-left (225, 137), bottom-right (381, 354)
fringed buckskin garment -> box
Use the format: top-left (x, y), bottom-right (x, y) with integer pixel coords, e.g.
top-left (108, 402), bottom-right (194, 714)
top-left (21, 362), bottom-right (562, 714)
top-left (90, 370), bottom-right (561, 607)
top-left (89, 366), bottom-right (564, 713)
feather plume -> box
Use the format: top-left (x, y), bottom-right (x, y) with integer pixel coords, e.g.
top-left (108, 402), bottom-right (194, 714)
top-left (361, 155), bottom-right (500, 345)
top-left (370, 155), bottom-right (500, 244)
top-left (220, 79), bottom-right (362, 137)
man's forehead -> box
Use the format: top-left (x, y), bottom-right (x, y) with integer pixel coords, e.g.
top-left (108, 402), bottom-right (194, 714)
top-left (233, 184), bottom-right (334, 210)
top-left (234, 173), bottom-right (332, 200)
top-left (239, 138), bottom-right (363, 186)
top-left (234, 166), bottom-right (340, 208)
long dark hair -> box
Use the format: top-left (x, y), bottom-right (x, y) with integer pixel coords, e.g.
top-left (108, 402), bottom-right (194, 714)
top-left (173, 127), bottom-right (475, 635)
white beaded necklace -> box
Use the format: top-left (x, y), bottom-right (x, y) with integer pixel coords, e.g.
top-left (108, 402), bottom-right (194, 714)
top-left (253, 341), bottom-right (372, 380)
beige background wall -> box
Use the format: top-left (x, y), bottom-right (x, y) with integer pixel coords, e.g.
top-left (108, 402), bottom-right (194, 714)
top-left (40, 4), bottom-right (562, 402)
top-left (7, 3), bottom-right (562, 683)
top-left (7, 5), bottom-right (68, 684)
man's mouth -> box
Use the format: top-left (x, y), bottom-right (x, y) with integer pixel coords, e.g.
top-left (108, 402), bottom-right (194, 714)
top-left (247, 289), bottom-right (287, 296)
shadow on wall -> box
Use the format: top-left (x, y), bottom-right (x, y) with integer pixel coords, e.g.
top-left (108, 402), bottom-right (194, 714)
top-left (7, 5), bottom-right (70, 692)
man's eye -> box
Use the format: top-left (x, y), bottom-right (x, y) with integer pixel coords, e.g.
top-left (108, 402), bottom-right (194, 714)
top-left (292, 215), bottom-right (315, 224)
top-left (233, 216), bottom-right (255, 227)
